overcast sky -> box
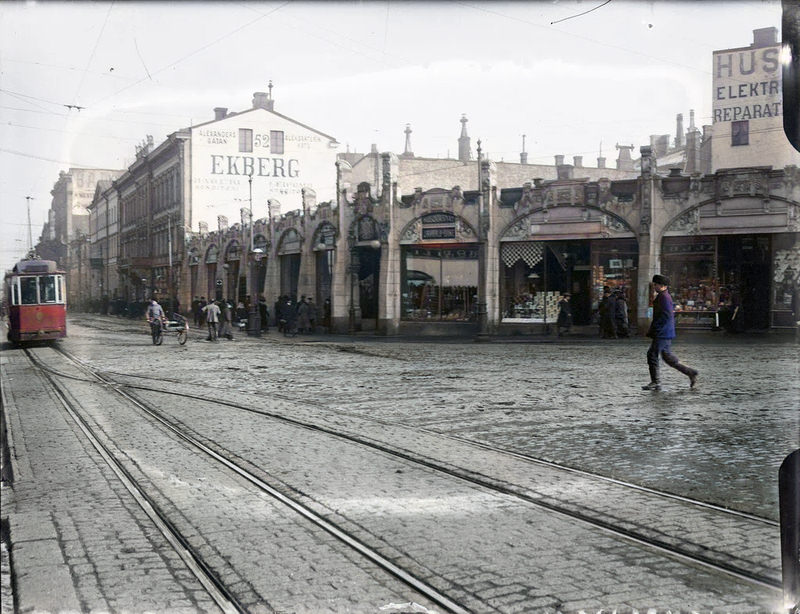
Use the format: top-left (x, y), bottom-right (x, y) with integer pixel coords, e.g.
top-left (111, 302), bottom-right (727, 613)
top-left (0, 0), bottom-right (783, 273)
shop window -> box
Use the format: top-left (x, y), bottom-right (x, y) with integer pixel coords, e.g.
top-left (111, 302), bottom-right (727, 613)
top-left (239, 129), bottom-right (253, 153)
top-left (401, 245), bottom-right (477, 321)
top-left (270, 130), bottom-right (284, 155)
top-left (731, 120), bottom-right (749, 146)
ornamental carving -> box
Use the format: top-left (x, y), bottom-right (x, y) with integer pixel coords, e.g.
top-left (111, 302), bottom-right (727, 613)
top-left (667, 208), bottom-right (701, 235)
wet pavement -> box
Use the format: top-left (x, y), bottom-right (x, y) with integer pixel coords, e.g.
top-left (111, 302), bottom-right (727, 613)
top-left (1, 314), bottom-right (798, 612)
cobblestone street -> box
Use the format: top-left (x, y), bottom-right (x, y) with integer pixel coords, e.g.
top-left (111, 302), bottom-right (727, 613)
top-left (67, 316), bottom-right (798, 520)
top-left (2, 315), bottom-right (798, 613)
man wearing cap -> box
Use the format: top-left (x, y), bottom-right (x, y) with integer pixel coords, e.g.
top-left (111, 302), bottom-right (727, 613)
top-left (642, 274), bottom-right (698, 390)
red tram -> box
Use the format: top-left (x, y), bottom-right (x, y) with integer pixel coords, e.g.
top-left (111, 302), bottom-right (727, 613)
top-left (4, 258), bottom-right (67, 344)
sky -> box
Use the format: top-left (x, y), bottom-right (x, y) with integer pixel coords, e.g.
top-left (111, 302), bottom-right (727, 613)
top-left (0, 0), bottom-right (784, 274)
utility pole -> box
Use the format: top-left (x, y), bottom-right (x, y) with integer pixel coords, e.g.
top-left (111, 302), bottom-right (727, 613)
top-left (25, 196), bottom-right (34, 254)
top-left (475, 140), bottom-right (489, 341)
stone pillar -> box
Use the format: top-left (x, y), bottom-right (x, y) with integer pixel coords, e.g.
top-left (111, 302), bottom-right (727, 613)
top-left (377, 152), bottom-right (400, 336)
top-left (331, 160), bottom-right (352, 333)
top-left (637, 146), bottom-right (658, 331)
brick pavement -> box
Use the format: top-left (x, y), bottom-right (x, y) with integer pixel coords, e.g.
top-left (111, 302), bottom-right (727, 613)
top-left (2, 316), bottom-right (797, 612)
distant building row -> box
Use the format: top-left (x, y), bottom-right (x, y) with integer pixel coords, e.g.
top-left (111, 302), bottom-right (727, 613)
top-left (33, 28), bottom-right (799, 334)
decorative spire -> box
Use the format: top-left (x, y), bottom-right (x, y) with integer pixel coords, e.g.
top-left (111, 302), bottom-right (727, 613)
top-left (402, 123), bottom-right (414, 158)
top-left (458, 114), bottom-right (471, 162)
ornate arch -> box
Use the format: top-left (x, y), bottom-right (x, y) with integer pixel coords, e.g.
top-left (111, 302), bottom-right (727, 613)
top-left (277, 228), bottom-right (303, 255)
top-left (500, 205), bottom-right (635, 242)
top-left (224, 239), bottom-right (241, 262)
top-left (663, 196), bottom-right (800, 236)
top-left (312, 222), bottom-right (337, 249)
top-left (204, 244), bottom-right (218, 264)
top-left (348, 214), bottom-right (384, 243)
top-left (399, 212), bottom-right (477, 244)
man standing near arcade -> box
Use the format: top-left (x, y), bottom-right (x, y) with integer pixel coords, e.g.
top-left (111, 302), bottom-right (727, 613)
top-left (642, 274), bottom-right (699, 391)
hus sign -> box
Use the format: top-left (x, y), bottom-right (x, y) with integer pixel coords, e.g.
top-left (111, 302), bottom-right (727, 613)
top-left (713, 45), bottom-right (782, 123)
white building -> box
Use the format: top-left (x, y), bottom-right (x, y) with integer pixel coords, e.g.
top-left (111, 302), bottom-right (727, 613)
top-left (712, 27), bottom-right (800, 171)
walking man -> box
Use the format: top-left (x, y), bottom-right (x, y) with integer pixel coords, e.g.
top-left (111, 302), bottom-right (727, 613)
top-left (642, 274), bottom-right (698, 391)
top-left (202, 299), bottom-right (221, 341)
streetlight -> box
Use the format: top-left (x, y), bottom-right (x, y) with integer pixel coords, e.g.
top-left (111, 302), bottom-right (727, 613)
top-left (247, 174), bottom-right (261, 336)
top-left (475, 140), bottom-right (490, 341)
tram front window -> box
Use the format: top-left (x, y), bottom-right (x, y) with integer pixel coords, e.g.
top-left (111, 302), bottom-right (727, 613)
top-left (39, 276), bottom-right (57, 303)
top-left (20, 278), bottom-right (38, 304)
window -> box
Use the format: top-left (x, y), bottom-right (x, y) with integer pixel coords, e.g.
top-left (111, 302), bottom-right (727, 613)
top-left (270, 130), bottom-right (284, 154)
top-left (239, 128), bottom-right (253, 153)
top-left (731, 120), bottom-right (749, 146)
top-left (38, 276), bottom-right (58, 303)
top-left (20, 278), bottom-right (38, 304)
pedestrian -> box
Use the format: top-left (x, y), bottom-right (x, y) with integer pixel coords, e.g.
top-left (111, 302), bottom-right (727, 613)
top-left (556, 293), bottom-right (572, 337)
top-left (297, 295), bottom-right (311, 333)
top-left (307, 298), bottom-right (316, 333)
top-left (194, 297), bottom-right (206, 329)
top-left (275, 296), bottom-right (284, 333)
top-left (614, 289), bottom-right (629, 338)
top-left (219, 299), bottom-right (234, 340)
top-left (323, 298), bottom-right (331, 333)
top-left (642, 274), bottom-right (699, 391)
top-left (202, 299), bottom-right (221, 341)
top-left (259, 295), bottom-right (269, 332)
top-left (146, 297), bottom-right (166, 343)
top-left (599, 286), bottom-right (617, 338)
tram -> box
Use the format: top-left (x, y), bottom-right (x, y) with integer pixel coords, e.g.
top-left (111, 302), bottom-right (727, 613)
top-left (3, 257), bottom-right (67, 344)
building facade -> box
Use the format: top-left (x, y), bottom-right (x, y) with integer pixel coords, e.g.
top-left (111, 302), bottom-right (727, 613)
top-left (712, 27), bottom-right (798, 171)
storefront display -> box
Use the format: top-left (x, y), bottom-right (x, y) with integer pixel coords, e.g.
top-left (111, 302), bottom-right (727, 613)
top-left (401, 244), bottom-right (477, 321)
top-left (501, 238), bottom-right (637, 326)
top-left (661, 233), bottom-right (777, 330)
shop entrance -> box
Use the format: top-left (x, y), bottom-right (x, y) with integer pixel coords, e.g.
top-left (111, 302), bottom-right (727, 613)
top-left (357, 245), bottom-right (380, 322)
top-left (719, 234), bottom-right (771, 330)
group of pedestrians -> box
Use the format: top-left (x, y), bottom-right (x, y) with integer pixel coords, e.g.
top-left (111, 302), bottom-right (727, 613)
top-left (598, 286), bottom-right (630, 338)
top-left (275, 295), bottom-right (317, 334)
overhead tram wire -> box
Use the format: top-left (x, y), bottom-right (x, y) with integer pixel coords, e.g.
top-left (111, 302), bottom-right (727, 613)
top-left (85, 2), bottom-right (291, 110)
top-left (453, 1), bottom-right (776, 90)
top-left (70, 1), bottom-right (115, 112)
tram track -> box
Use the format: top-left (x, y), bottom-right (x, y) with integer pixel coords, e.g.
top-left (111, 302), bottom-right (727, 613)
top-left (23, 347), bottom-right (472, 613)
top-left (47, 345), bottom-right (782, 594)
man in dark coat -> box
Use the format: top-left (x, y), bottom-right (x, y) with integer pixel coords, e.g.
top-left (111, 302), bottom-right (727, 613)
top-left (556, 293), bottom-right (572, 337)
top-left (599, 286), bottom-right (617, 338)
top-left (642, 274), bottom-right (698, 390)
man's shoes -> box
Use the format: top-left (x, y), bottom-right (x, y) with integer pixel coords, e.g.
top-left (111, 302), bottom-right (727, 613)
top-left (641, 381), bottom-right (661, 391)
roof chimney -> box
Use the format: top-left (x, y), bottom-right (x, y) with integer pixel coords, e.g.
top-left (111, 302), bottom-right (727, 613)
top-left (573, 155), bottom-right (583, 168)
top-left (615, 143), bottom-right (634, 171)
top-left (213, 107), bottom-right (228, 121)
top-left (554, 154), bottom-right (564, 166)
top-left (752, 27), bottom-right (778, 47)
top-left (675, 113), bottom-right (684, 149)
top-left (458, 115), bottom-right (471, 162)
top-left (252, 81), bottom-right (275, 111)
top-left (520, 134), bottom-right (528, 164)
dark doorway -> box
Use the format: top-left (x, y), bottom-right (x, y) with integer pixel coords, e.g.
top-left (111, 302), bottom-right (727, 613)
top-left (357, 246), bottom-right (380, 320)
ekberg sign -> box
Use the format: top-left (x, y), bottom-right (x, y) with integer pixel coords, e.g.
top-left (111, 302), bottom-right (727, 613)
top-left (190, 110), bottom-right (338, 231)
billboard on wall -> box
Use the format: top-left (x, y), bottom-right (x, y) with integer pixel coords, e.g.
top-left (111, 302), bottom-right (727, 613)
top-left (713, 45), bottom-right (781, 125)
top-left (711, 29), bottom-right (800, 170)
top-left (190, 109), bottom-right (338, 232)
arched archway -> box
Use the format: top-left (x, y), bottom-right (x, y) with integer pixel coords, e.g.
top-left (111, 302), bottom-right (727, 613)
top-left (660, 198), bottom-right (800, 330)
top-left (499, 205), bottom-right (638, 327)
top-left (349, 215), bottom-right (382, 324)
top-left (398, 211), bottom-right (478, 322)
top-left (312, 222), bottom-right (337, 307)
top-left (277, 228), bottom-right (303, 298)
top-left (204, 244), bottom-right (219, 300)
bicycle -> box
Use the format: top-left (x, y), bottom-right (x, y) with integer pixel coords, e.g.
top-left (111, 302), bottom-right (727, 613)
top-left (164, 313), bottom-right (189, 345)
